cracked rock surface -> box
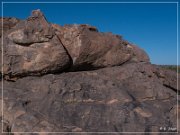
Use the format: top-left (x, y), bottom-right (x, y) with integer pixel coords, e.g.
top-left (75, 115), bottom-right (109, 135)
top-left (0, 10), bottom-right (179, 134)
top-left (2, 10), bottom-right (71, 78)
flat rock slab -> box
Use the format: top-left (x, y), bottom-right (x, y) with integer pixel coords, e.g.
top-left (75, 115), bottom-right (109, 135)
top-left (1, 63), bottom-right (178, 133)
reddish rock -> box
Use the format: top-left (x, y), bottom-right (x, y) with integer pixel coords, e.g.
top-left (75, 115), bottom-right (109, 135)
top-left (53, 24), bottom-right (149, 71)
top-left (0, 10), bottom-right (178, 134)
top-left (1, 10), bottom-right (150, 79)
top-left (2, 10), bottom-right (71, 78)
top-left (0, 17), bottom-right (20, 38)
top-left (128, 44), bottom-right (150, 62)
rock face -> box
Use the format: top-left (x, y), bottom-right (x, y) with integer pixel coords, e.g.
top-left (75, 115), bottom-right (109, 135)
top-left (0, 10), bottom-right (179, 134)
top-left (1, 63), bottom-right (179, 134)
top-left (52, 24), bottom-right (150, 70)
top-left (2, 10), bottom-right (71, 78)
top-left (0, 17), bottom-right (20, 38)
top-left (1, 9), bottom-right (150, 79)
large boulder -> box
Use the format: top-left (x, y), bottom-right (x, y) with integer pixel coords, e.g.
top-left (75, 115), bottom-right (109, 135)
top-left (2, 10), bottom-right (71, 79)
top-left (1, 63), bottom-right (179, 133)
top-left (53, 24), bottom-right (150, 71)
top-left (1, 10), bottom-right (150, 79)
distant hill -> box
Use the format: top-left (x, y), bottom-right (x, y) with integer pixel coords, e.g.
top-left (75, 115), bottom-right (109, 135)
top-left (158, 65), bottom-right (180, 73)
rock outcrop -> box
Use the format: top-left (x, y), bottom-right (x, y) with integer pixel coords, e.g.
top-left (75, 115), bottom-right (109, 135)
top-left (0, 10), bottom-right (179, 134)
top-left (1, 10), bottom-right (150, 79)
top-left (2, 10), bottom-right (71, 79)
top-left (52, 23), bottom-right (150, 71)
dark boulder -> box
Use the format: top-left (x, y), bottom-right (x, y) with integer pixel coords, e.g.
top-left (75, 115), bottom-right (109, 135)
top-left (1, 63), bottom-right (179, 133)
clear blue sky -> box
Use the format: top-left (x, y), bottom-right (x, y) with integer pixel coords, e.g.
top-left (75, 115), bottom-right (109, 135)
top-left (1, 1), bottom-right (179, 65)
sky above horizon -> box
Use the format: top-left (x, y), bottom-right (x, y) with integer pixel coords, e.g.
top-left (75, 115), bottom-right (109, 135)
top-left (1, 2), bottom-right (178, 65)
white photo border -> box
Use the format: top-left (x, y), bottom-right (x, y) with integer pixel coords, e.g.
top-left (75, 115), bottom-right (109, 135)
top-left (1, 1), bottom-right (179, 134)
